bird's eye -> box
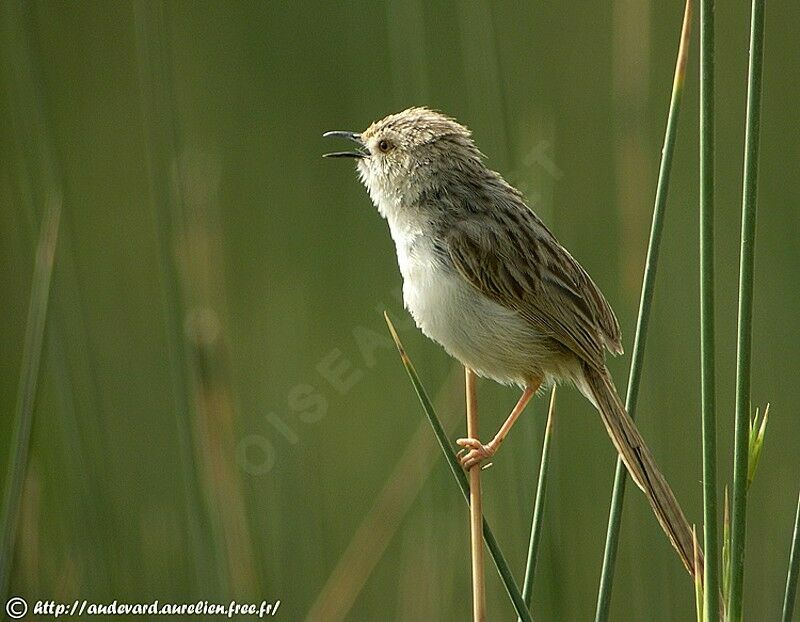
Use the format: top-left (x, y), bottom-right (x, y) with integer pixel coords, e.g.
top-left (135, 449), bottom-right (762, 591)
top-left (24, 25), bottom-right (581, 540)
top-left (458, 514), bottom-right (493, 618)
top-left (377, 139), bottom-right (392, 153)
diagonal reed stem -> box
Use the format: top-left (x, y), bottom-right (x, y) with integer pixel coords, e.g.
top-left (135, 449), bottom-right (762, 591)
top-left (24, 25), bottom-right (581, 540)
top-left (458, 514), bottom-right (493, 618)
top-left (385, 313), bottom-right (533, 622)
top-left (595, 2), bottom-right (693, 620)
top-left (700, 0), bottom-right (720, 618)
top-left (518, 387), bottom-right (556, 622)
top-left (730, 1), bottom-right (766, 619)
top-left (782, 492), bottom-right (800, 622)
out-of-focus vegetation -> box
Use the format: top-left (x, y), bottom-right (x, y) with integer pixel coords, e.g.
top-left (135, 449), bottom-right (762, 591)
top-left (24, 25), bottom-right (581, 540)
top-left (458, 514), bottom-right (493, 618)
top-left (1, 2), bottom-right (798, 620)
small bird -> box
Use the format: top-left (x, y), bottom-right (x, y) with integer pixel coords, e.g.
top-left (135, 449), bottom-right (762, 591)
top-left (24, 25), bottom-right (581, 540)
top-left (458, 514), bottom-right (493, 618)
top-left (324, 107), bottom-right (701, 579)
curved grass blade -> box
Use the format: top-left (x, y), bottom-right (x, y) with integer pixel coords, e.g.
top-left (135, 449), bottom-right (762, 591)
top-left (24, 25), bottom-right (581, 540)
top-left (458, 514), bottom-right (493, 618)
top-left (782, 492), bottom-right (800, 622)
top-left (747, 404), bottom-right (769, 491)
top-left (384, 313), bottom-right (533, 622)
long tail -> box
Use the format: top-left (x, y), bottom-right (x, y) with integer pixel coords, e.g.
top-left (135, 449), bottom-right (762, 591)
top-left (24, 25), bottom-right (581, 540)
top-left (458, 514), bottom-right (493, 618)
top-left (582, 363), bottom-right (702, 581)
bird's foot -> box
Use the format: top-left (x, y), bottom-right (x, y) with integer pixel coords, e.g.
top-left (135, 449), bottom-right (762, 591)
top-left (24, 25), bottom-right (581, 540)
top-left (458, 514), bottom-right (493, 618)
top-left (456, 437), bottom-right (497, 470)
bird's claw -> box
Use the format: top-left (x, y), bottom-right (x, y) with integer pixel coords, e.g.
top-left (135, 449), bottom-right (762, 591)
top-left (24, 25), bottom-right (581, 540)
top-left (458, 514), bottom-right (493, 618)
top-left (456, 437), bottom-right (496, 470)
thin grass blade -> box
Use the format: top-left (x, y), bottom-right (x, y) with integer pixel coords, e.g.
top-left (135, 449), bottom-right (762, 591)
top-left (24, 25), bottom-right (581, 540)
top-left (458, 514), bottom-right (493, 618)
top-left (384, 313), bottom-right (533, 622)
top-left (595, 2), bottom-right (693, 619)
top-left (722, 488), bottom-right (731, 613)
top-left (518, 387), bottom-right (556, 622)
top-left (782, 492), bottom-right (800, 622)
top-left (746, 404), bottom-right (769, 490)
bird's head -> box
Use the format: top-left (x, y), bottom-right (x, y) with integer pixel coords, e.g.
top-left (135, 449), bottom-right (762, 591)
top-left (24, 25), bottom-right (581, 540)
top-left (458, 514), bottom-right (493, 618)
top-left (324, 107), bottom-right (483, 216)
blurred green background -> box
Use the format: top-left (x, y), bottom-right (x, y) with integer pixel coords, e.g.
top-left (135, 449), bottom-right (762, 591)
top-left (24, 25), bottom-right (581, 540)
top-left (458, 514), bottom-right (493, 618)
top-left (1, 1), bottom-right (798, 620)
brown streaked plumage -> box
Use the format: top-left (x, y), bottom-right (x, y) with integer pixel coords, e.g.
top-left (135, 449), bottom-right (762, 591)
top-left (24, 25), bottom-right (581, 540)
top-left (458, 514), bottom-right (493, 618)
top-left (324, 107), bottom-right (703, 580)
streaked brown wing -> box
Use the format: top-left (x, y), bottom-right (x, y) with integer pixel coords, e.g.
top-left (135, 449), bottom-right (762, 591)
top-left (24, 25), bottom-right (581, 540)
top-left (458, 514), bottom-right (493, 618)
top-left (446, 217), bottom-right (622, 371)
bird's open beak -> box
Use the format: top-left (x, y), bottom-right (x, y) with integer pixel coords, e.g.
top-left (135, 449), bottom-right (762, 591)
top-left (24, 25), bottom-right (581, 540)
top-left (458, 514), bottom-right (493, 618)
top-left (322, 131), bottom-right (368, 158)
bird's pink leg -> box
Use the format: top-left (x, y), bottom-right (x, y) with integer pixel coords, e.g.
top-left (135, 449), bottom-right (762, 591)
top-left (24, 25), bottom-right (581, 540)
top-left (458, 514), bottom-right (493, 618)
top-left (457, 382), bottom-right (540, 470)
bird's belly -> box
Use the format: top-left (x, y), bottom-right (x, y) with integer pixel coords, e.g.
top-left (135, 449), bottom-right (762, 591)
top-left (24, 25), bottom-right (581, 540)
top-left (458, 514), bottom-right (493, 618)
top-left (401, 264), bottom-right (546, 387)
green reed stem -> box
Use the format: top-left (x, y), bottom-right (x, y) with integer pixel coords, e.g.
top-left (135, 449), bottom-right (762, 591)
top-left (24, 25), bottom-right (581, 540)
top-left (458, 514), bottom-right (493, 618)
top-left (699, 0), bottom-right (720, 618)
top-left (385, 313), bottom-right (533, 622)
top-left (730, 1), bottom-right (766, 619)
top-left (595, 3), bottom-right (693, 620)
top-left (782, 492), bottom-right (800, 622)
top-left (519, 387), bottom-right (556, 622)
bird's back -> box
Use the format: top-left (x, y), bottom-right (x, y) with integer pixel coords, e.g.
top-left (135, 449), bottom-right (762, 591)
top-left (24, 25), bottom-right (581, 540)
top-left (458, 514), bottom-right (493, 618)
top-left (390, 168), bottom-right (622, 387)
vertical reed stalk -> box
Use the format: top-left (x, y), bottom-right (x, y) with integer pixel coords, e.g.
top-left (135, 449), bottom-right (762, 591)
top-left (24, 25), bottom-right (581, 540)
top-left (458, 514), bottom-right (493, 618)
top-left (595, 3), bottom-right (692, 619)
top-left (730, 1), bottom-right (766, 618)
top-left (519, 387), bottom-right (556, 622)
top-left (465, 369), bottom-right (486, 622)
top-left (700, 0), bottom-right (720, 618)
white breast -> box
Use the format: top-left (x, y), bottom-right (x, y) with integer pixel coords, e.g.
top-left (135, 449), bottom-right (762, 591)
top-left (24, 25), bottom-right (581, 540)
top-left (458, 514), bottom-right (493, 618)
top-left (360, 162), bottom-right (562, 389)
top-left (388, 221), bottom-right (545, 387)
